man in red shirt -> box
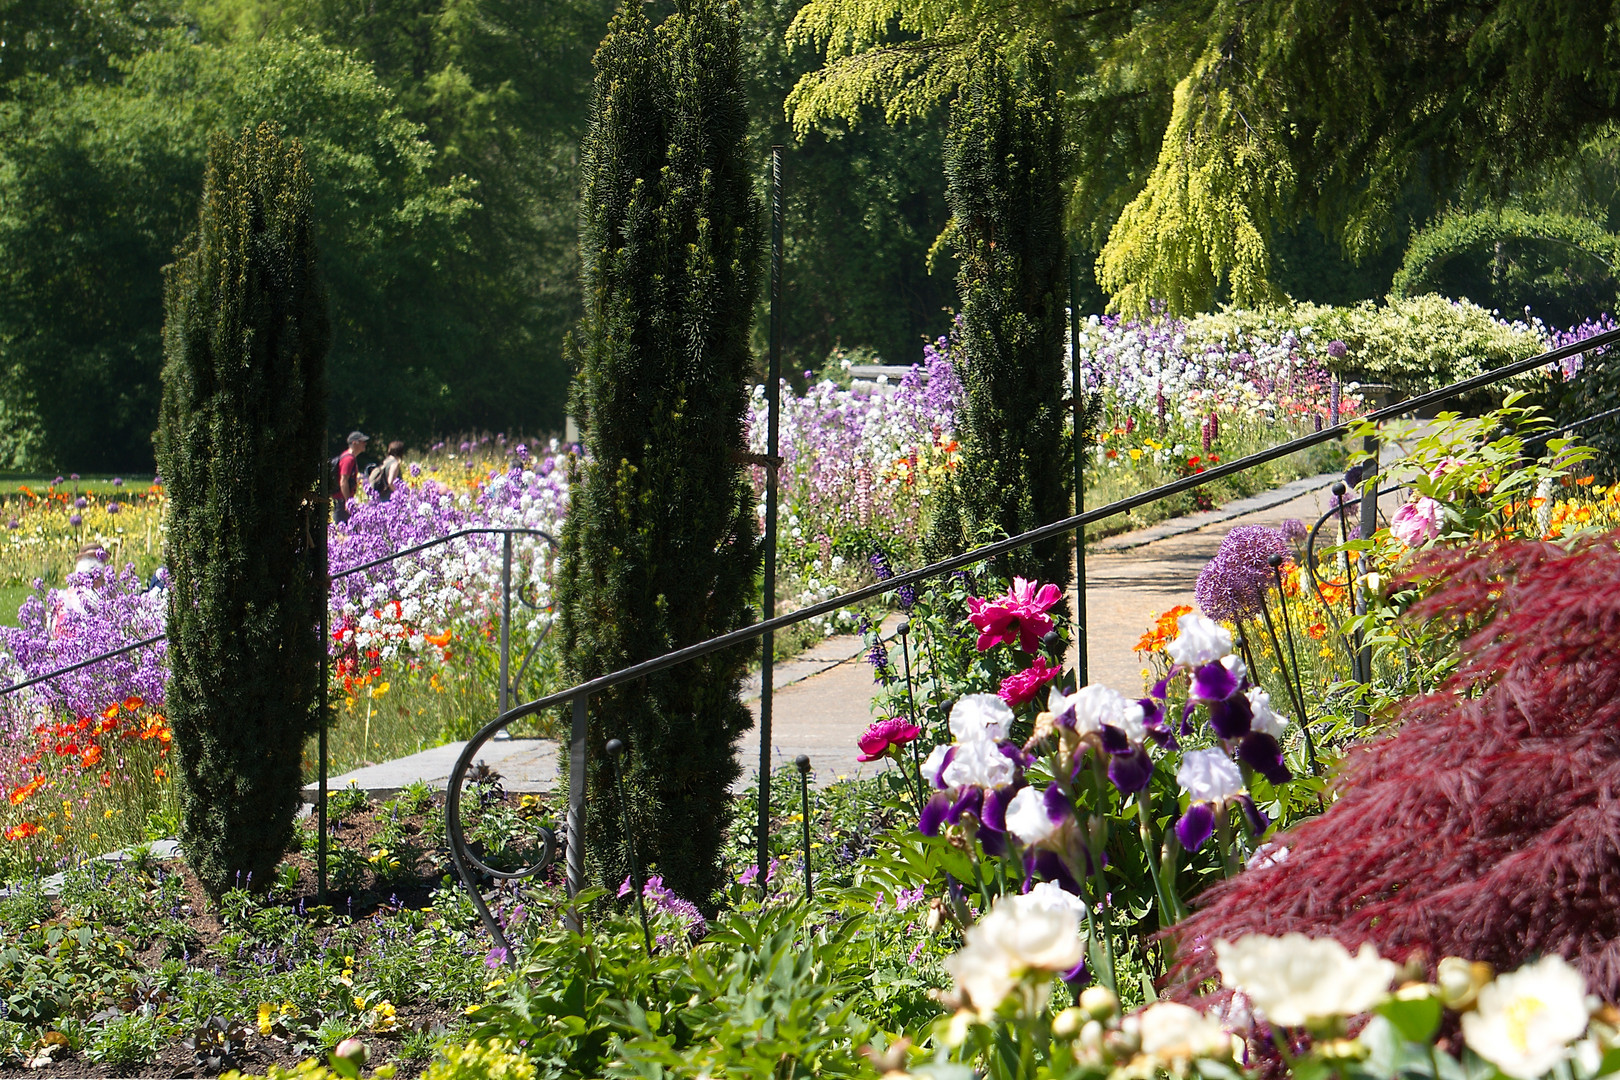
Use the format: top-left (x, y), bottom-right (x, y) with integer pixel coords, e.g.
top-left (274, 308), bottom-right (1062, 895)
top-left (333, 430), bottom-right (368, 523)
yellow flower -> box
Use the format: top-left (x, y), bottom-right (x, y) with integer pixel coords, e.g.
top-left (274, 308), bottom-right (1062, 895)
top-left (369, 682), bottom-right (391, 698)
top-left (258, 1003), bottom-right (275, 1036)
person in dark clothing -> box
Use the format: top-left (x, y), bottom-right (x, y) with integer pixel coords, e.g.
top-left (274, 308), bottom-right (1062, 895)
top-left (333, 430), bottom-right (367, 524)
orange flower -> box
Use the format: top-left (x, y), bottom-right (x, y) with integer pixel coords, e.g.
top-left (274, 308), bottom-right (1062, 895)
top-left (1306, 622), bottom-right (1327, 640)
top-left (4, 822), bottom-right (40, 841)
top-left (153, 766), bottom-right (167, 781)
top-left (80, 745), bottom-right (103, 768)
top-left (1135, 604), bottom-right (1194, 654)
top-left (122, 695), bottom-right (144, 711)
top-left (94, 715), bottom-right (116, 735)
top-left (102, 704), bottom-right (119, 721)
top-left (8, 776), bottom-right (46, 805)
top-left (99, 770), bottom-right (112, 789)
top-left (424, 629), bottom-right (453, 648)
top-left (1319, 581), bottom-right (1348, 606)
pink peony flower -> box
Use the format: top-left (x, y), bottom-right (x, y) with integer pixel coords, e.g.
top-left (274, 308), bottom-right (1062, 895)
top-left (967, 577), bottom-right (1064, 653)
top-left (1428, 456), bottom-right (1466, 481)
top-left (857, 717), bottom-right (923, 761)
top-left (1390, 496), bottom-right (1444, 547)
top-left (998, 655), bottom-right (1062, 707)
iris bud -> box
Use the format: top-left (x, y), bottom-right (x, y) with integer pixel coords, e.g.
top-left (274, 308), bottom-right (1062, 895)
top-left (1080, 985), bottom-right (1120, 1020)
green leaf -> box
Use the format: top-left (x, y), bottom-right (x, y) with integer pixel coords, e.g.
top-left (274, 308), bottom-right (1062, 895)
top-left (1376, 994), bottom-right (1443, 1044)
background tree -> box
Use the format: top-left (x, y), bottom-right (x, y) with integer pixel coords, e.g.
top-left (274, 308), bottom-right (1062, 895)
top-left (927, 41), bottom-right (1069, 588)
top-left (155, 123), bottom-right (327, 897)
top-left (558, 0), bottom-right (762, 905)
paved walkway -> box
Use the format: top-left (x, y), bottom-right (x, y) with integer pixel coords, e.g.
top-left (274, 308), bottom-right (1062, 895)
top-left (315, 456), bottom-right (1412, 798)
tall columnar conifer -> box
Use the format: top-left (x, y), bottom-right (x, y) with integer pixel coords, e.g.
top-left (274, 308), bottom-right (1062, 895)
top-left (559, 0), bottom-right (762, 905)
top-left (155, 123), bottom-right (329, 897)
top-left (929, 42), bottom-right (1070, 590)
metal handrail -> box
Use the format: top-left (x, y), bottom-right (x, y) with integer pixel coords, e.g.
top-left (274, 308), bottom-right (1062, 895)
top-left (0, 525), bottom-right (557, 701)
top-left (444, 325), bottom-right (1620, 955)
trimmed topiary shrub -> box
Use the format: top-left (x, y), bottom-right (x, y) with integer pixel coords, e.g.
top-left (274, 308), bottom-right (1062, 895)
top-left (156, 123), bottom-right (329, 897)
top-left (927, 40), bottom-right (1070, 589)
top-left (558, 0), bottom-right (762, 905)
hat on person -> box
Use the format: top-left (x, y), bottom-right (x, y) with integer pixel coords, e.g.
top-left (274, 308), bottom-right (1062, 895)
top-left (348, 430), bottom-right (369, 443)
top-left (74, 543), bottom-right (109, 563)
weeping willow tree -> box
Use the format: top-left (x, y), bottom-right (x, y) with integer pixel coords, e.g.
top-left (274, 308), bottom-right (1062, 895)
top-left (785, 0), bottom-right (1620, 314)
top-left (557, 0), bottom-right (761, 907)
top-left (926, 41), bottom-right (1069, 587)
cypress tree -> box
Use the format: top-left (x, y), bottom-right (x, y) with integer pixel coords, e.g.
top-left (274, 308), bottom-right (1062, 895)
top-left (928, 41), bottom-right (1070, 589)
top-left (558, 0), bottom-right (762, 905)
top-left (155, 123), bottom-right (329, 897)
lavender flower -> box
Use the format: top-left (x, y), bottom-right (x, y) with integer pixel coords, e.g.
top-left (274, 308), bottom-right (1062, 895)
top-left (1194, 526), bottom-right (1291, 621)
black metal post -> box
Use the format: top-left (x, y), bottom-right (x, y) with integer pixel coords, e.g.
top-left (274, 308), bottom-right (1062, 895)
top-left (795, 754), bottom-right (812, 900)
top-left (499, 532), bottom-right (512, 716)
top-left (897, 621), bottom-right (924, 809)
top-left (757, 145), bottom-right (784, 894)
top-left (1355, 433), bottom-right (1379, 726)
top-left (606, 739), bottom-right (655, 957)
top-left (565, 694), bottom-right (587, 933)
top-left (317, 453), bottom-right (330, 903)
top-left (1070, 254), bottom-right (1088, 685)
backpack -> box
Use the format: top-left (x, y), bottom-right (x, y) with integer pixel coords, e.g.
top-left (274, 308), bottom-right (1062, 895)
top-left (367, 460), bottom-right (392, 498)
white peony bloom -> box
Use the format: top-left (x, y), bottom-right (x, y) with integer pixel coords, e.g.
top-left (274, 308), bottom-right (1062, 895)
top-left (1021, 880), bottom-right (1088, 920)
top-left (944, 889), bottom-right (1085, 1013)
top-left (1176, 749), bottom-right (1244, 805)
top-left (950, 694), bottom-right (1013, 743)
top-left (1165, 612), bottom-right (1233, 667)
top-left (1138, 1002), bottom-right (1233, 1062)
top-left (1215, 934), bottom-right (1397, 1028)
top-left (1246, 687), bottom-right (1289, 738)
top-left (1005, 786), bottom-right (1059, 846)
top-left (941, 737), bottom-right (1016, 790)
top-left (1461, 955), bottom-right (1592, 1080)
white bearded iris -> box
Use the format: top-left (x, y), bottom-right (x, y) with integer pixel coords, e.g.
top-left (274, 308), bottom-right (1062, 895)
top-left (1165, 612), bottom-right (1233, 667)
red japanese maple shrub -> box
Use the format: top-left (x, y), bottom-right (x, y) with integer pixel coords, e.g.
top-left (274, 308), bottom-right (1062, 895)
top-left (1167, 534), bottom-right (1620, 998)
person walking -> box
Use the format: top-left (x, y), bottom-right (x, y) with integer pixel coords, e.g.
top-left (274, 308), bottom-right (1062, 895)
top-left (370, 440), bottom-right (405, 502)
top-left (333, 430), bottom-right (368, 524)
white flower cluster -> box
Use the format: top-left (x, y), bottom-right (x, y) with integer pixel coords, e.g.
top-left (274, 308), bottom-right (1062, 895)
top-left (944, 883), bottom-right (1086, 1014)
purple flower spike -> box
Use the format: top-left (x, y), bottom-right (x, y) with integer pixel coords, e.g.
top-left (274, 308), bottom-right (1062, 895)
top-left (1108, 746), bottom-right (1155, 794)
top-left (920, 792), bottom-right (952, 836)
top-left (1175, 802), bottom-right (1216, 852)
top-left (1192, 660), bottom-right (1241, 702)
top-left (1238, 732), bottom-right (1293, 785)
top-left (1207, 693), bottom-right (1253, 739)
top-left (1237, 793), bottom-right (1270, 837)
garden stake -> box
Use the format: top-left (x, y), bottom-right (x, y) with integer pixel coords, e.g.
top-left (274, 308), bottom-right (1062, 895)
top-left (605, 738), bottom-right (655, 959)
top-left (795, 754), bottom-right (813, 900)
top-left (1269, 556), bottom-right (1320, 775)
top-left (756, 145), bottom-right (785, 897)
top-left (317, 450), bottom-right (330, 904)
top-left (896, 621), bottom-right (925, 808)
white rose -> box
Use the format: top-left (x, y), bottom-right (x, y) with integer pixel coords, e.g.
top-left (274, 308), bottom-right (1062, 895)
top-left (941, 737), bottom-right (1016, 790)
top-left (1139, 1002), bottom-right (1232, 1061)
top-left (1462, 955), bottom-right (1592, 1080)
top-left (1215, 934), bottom-right (1397, 1027)
top-left (1166, 613), bottom-right (1233, 667)
top-left (1005, 786), bottom-right (1058, 845)
top-left (1246, 687), bottom-right (1289, 738)
top-left (950, 694), bottom-right (1013, 743)
top-left (1176, 749), bottom-right (1243, 805)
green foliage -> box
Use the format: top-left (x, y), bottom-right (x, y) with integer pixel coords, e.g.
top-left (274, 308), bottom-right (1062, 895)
top-left (155, 124), bottom-right (328, 896)
top-left (1393, 207), bottom-right (1620, 326)
top-left (927, 41), bottom-right (1069, 587)
top-left (1542, 348), bottom-right (1620, 481)
top-left (557, 0), bottom-right (764, 905)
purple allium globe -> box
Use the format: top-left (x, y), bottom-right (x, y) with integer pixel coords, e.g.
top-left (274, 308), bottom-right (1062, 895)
top-left (107, 501), bottom-right (120, 515)
top-left (1280, 518), bottom-right (1308, 544)
top-left (1327, 339), bottom-right (1348, 359)
top-left (73, 496), bottom-right (87, 509)
top-left (69, 473), bottom-right (80, 481)
top-left (68, 513), bottom-right (82, 527)
top-left (111, 477), bottom-right (123, 487)
top-left (1194, 526), bottom-right (1291, 621)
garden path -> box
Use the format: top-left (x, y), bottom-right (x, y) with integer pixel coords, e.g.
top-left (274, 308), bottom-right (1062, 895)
top-left (320, 450), bottom-right (1414, 799)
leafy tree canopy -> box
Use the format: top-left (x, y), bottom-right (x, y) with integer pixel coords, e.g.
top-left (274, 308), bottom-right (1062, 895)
top-left (786, 0), bottom-right (1620, 315)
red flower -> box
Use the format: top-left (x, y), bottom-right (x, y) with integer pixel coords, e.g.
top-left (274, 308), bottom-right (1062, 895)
top-left (967, 577), bottom-right (1064, 653)
top-left (856, 717), bottom-right (922, 762)
top-left (997, 654), bottom-right (1062, 707)
top-left (4, 822), bottom-right (40, 841)
top-left (80, 745), bottom-right (103, 768)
